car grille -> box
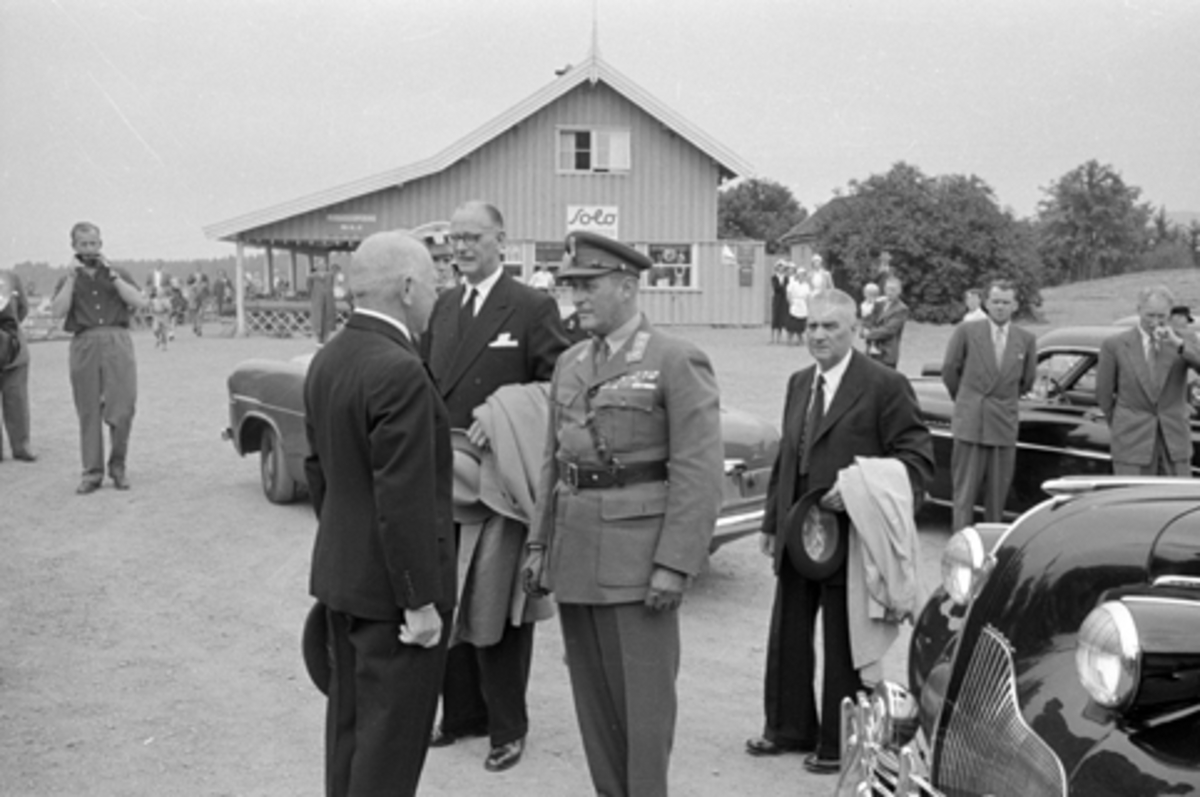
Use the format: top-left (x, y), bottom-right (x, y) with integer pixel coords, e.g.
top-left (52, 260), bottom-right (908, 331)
top-left (934, 626), bottom-right (1067, 797)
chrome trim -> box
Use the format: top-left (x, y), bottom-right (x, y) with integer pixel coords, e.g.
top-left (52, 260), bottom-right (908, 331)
top-left (229, 393), bottom-right (305, 418)
top-left (1151, 575), bottom-right (1200, 591)
top-left (1123, 595), bottom-right (1200, 608)
top-left (937, 626), bottom-right (1067, 797)
top-left (927, 427), bottom-right (1113, 461)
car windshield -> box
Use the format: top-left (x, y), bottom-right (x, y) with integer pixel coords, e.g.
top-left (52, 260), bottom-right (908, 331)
top-left (1032, 350), bottom-right (1098, 403)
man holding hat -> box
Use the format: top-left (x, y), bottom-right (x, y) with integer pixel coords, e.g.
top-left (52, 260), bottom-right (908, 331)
top-left (523, 230), bottom-right (724, 797)
top-left (745, 288), bottom-right (932, 774)
top-left (422, 200), bottom-right (568, 772)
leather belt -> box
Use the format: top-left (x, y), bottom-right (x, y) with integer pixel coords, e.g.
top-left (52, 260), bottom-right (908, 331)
top-left (560, 459), bottom-right (668, 490)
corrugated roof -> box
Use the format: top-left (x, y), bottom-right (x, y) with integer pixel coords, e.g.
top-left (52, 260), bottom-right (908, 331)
top-left (205, 52), bottom-right (754, 242)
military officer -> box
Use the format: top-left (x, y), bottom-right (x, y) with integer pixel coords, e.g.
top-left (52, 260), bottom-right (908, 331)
top-left (523, 231), bottom-right (724, 797)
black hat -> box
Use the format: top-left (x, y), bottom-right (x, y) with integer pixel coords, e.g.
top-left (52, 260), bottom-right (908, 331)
top-left (301, 601), bottom-right (331, 695)
top-left (783, 488), bottom-right (849, 581)
top-left (559, 231), bottom-right (652, 280)
top-left (1171, 305), bottom-right (1193, 323)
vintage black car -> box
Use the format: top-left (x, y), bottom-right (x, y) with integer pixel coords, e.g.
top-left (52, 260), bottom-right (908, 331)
top-left (913, 325), bottom-right (1200, 515)
top-left (224, 354), bottom-right (780, 551)
top-left (836, 476), bottom-right (1200, 796)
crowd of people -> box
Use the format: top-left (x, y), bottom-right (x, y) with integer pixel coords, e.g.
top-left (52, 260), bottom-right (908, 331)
top-left (6, 215), bottom-right (1199, 797)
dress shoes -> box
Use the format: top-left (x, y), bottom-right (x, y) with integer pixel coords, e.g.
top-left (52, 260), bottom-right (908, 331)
top-left (802, 752), bottom-right (841, 775)
top-left (12, 450), bottom-right (37, 462)
top-left (111, 472), bottom-right (131, 491)
top-left (76, 480), bottom-right (102, 495)
top-left (429, 724), bottom-right (487, 748)
top-left (483, 738), bottom-right (524, 772)
top-left (745, 736), bottom-right (811, 757)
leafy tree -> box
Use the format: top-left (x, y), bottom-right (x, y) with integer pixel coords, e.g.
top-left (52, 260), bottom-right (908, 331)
top-left (813, 162), bottom-right (1042, 323)
top-left (718, 178), bottom-right (806, 254)
top-left (1035, 160), bottom-right (1152, 284)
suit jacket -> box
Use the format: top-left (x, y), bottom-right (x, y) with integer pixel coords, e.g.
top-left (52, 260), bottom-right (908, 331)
top-left (529, 316), bottom-right (724, 604)
top-left (1095, 326), bottom-right (1200, 467)
top-left (763, 350), bottom-right (935, 574)
top-left (862, 299), bottom-right (909, 367)
top-left (305, 312), bottom-right (456, 621)
top-left (425, 272), bottom-right (568, 428)
top-left (941, 319), bottom-right (1038, 446)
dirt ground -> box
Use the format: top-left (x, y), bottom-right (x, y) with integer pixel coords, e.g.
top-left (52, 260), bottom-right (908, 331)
top-left (0, 321), bottom-right (956, 797)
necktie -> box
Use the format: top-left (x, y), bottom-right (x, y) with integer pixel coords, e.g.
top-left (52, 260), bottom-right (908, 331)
top-left (593, 337), bottom-right (609, 368)
top-left (994, 325), bottom-right (1006, 365)
top-left (1148, 334), bottom-right (1161, 385)
top-left (458, 287), bottom-right (477, 334)
top-left (799, 374), bottom-right (825, 477)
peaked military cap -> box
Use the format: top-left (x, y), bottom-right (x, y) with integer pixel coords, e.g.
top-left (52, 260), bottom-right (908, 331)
top-left (559, 230), bottom-right (652, 280)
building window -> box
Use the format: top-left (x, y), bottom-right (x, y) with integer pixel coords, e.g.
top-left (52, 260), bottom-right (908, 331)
top-left (501, 243), bottom-right (524, 280)
top-left (535, 242), bottom-right (566, 277)
top-left (645, 244), bottom-right (694, 289)
top-left (558, 128), bottom-right (631, 173)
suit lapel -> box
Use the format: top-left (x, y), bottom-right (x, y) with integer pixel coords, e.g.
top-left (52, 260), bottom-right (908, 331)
top-left (813, 352), bottom-right (865, 444)
top-left (441, 274), bottom-right (517, 394)
top-left (786, 368), bottom-right (816, 452)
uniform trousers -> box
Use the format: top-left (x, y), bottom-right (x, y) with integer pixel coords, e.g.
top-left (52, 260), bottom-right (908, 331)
top-left (761, 555), bottom-right (861, 761)
top-left (950, 439), bottom-right (1017, 531)
top-left (69, 327), bottom-right (137, 482)
top-left (0, 360), bottom-right (31, 457)
top-left (325, 607), bottom-right (450, 797)
top-left (439, 620), bottom-right (534, 746)
top-left (559, 602), bottom-right (679, 797)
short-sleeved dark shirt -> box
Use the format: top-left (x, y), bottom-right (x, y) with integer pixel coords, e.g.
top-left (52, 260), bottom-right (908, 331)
top-left (59, 264), bottom-right (136, 333)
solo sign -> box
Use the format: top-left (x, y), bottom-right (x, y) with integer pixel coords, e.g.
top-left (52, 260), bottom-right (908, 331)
top-left (566, 205), bottom-right (619, 239)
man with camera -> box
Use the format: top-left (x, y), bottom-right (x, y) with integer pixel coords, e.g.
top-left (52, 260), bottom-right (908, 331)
top-left (50, 222), bottom-right (147, 494)
top-left (1096, 284), bottom-right (1200, 476)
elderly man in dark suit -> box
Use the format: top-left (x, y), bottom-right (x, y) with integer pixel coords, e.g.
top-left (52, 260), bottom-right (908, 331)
top-left (1096, 284), bottom-right (1200, 475)
top-left (304, 231), bottom-right (456, 797)
top-left (745, 289), bottom-right (933, 774)
top-left (941, 280), bottom-right (1038, 531)
top-left (861, 275), bottom-right (909, 369)
top-left (423, 200), bottom-right (569, 771)
top-left (523, 231), bottom-right (724, 797)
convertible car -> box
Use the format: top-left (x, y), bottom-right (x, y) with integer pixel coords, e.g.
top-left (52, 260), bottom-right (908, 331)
top-left (913, 325), bottom-right (1200, 515)
top-left (224, 354), bottom-right (780, 551)
top-left (836, 476), bottom-right (1200, 796)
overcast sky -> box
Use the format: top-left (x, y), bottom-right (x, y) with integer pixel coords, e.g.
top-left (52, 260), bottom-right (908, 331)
top-left (2, 0), bottom-right (1198, 266)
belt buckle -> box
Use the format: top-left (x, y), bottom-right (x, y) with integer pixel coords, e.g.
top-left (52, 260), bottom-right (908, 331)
top-left (563, 461), bottom-right (580, 489)
top-left (610, 460), bottom-right (625, 488)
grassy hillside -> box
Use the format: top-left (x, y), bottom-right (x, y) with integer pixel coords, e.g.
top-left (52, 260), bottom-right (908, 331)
top-left (1037, 268), bottom-right (1200, 327)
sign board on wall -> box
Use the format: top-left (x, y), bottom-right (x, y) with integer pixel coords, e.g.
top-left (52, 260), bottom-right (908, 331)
top-left (566, 205), bottom-right (619, 239)
top-left (325, 213), bottom-right (379, 237)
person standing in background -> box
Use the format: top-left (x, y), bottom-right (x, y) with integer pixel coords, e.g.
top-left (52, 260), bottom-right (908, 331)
top-left (770, 260), bottom-right (790, 344)
top-left (50, 222), bottom-right (147, 494)
top-left (940, 280), bottom-right (1037, 530)
top-left (785, 263), bottom-right (811, 346)
top-left (961, 288), bottom-right (987, 322)
top-left (0, 270), bottom-right (36, 462)
top-left (1096, 285), bottom-right (1200, 475)
top-left (861, 276), bottom-right (909, 369)
top-left (308, 260), bottom-right (337, 345)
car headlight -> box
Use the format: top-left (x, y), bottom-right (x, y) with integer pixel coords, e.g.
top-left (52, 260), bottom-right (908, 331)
top-left (941, 526), bottom-right (990, 605)
top-left (1075, 600), bottom-right (1140, 709)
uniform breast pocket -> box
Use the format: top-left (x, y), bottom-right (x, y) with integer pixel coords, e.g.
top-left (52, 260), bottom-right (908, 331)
top-left (596, 491), bottom-right (667, 588)
top-left (591, 389), bottom-right (662, 449)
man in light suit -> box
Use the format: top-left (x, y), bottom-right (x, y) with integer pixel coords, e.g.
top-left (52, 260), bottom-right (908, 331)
top-left (1096, 285), bottom-right (1200, 476)
top-left (746, 289), bottom-right (933, 774)
top-left (523, 231), bottom-right (723, 797)
top-left (941, 280), bottom-right (1038, 531)
top-left (423, 200), bottom-right (569, 771)
top-left (861, 275), bottom-right (909, 369)
top-left (304, 231), bottom-right (456, 797)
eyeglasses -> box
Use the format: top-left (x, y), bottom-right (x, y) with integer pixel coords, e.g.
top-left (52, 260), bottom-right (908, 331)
top-left (448, 231), bottom-right (492, 245)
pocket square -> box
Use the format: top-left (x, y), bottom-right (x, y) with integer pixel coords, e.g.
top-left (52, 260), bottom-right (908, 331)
top-left (489, 332), bottom-right (519, 349)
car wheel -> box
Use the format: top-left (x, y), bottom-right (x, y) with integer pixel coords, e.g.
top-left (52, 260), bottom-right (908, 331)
top-left (260, 427), bottom-right (298, 504)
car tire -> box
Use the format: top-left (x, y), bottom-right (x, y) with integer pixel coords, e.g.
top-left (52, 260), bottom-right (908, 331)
top-left (260, 427), bottom-right (298, 504)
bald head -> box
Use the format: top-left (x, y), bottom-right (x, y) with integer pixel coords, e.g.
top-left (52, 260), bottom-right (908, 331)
top-left (348, 231), bottom-right (438, 332)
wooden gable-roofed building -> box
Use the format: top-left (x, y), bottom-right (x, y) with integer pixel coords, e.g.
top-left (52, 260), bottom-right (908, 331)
top-left (205, 46), bottom-right (767, 335)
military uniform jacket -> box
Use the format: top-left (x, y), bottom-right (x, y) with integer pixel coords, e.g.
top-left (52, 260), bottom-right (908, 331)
top-left (941, 318), bottom-right (1038, 447)
top-left (529, 316), bottom-right (724, 605)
